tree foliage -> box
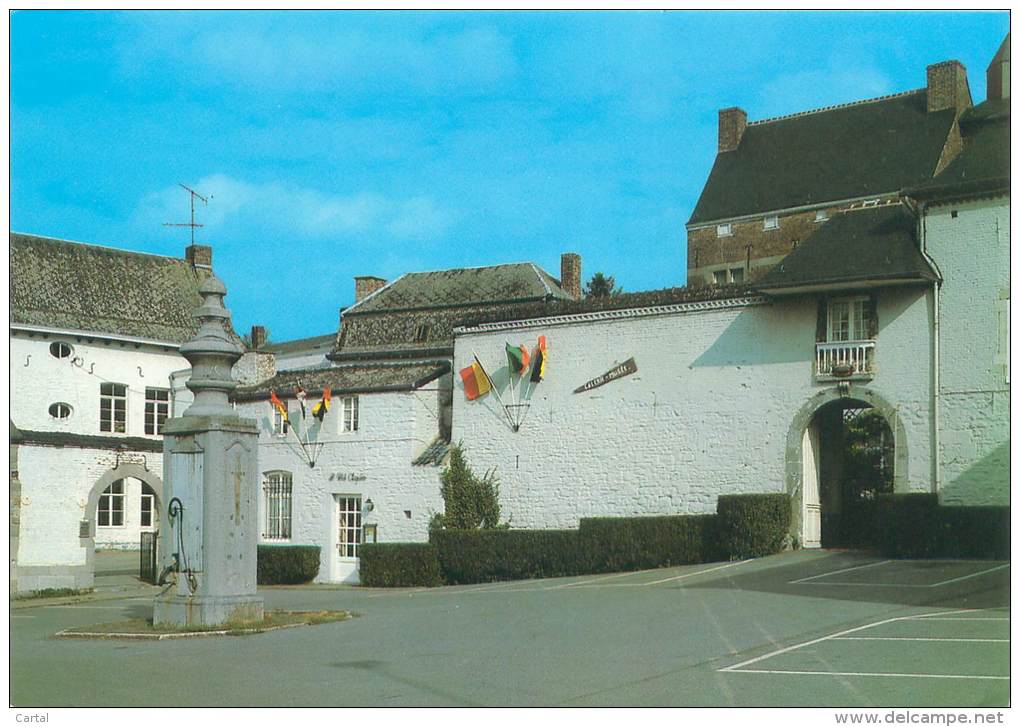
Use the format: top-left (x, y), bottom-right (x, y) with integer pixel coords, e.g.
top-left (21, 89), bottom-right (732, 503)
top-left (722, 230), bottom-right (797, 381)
top-left (583, 272), bottom-right (622, 299)
top-left (436, 444), bottom-right (503, 529)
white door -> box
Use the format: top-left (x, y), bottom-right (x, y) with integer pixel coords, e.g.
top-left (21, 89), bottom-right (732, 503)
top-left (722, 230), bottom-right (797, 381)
top-left (334, 495), bottom-right (362, 584)
top-left (802, 423), bottom-right (822, 548)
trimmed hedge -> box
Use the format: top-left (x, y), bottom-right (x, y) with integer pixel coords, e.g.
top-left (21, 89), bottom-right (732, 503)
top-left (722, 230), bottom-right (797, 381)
top-left (359, 543), bottom-right (442, 587)
top-left (578, 514), bottom-right (721, 573)
top-left (257, 545), bottom-right (321, 585)
top-left (431, 529), bottom-right (583, 584)
top-left (876, 494), bottom-right (1009, 560)
top-left (717, 494), bottom-right (792, 558)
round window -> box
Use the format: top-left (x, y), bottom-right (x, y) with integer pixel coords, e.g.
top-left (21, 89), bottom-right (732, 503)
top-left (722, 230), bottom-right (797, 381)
top-left (48, 402), bottom-right (73, 419)
top-left (49, 341), bottom-right (73, 359)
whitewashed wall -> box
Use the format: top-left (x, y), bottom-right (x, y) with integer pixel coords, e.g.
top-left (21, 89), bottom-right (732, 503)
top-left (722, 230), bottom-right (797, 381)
top-left (925, 195), bottom-right (1010, 505)
top-left (236, 387), bottom-right (445, 583)
top-left (452, 291), bottom-right (934, 532)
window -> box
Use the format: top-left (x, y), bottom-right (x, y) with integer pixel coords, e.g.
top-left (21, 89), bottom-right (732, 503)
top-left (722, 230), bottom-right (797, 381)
top-left (814, 209), bottom-right (829, 222)
top-left (48, 402), bottom-right (72, 419)
top-left (413, 323), bottom-right (432, 342)
top-left (729, 267), bottom-right (745, 283)
top-left (713, 270), bottom-right (728, 285)
top-left (263, 472), bottom-right (293, 540)
top-left (145, 388), bottom-right (170, 435)
top-left (828, 297), bottom-right (869, 341)
top-left (763, 215), bottom-right (779, 230)
top-left (98, 480), bottom-right (125, 527)
top-left (100, 383), bottom-right (127, 433)
top-left (337, 495), bottom-right (363, 558)
top-left (49, 341), bottom-right (72, 359)
top-left (340, 396), bottom-right (359, 433)
top-left (716, 223), bottom-right (732, 237)
top-left (272, 404), bottom-right (289, 436)
top-left (140, 483), bottom-right (156, 528)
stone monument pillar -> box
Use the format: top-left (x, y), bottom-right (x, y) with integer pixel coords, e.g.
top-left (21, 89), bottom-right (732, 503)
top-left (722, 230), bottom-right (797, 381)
top-left (153, 275), bottom-right (263, 627)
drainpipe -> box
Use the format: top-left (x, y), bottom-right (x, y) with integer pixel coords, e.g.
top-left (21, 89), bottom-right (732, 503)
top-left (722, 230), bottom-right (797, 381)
top-left (914, 199), bottom-right (943, 495)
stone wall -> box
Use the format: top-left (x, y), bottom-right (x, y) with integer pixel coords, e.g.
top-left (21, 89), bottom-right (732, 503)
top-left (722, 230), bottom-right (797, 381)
top-left (925, 195), bottom-right (1010, 505)
top-left (453, 289), bottom-right (934, 535)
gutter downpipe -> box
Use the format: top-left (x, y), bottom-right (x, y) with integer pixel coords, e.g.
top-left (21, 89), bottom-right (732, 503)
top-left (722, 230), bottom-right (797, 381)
top-left (914, 198), bottom-right (942, 496)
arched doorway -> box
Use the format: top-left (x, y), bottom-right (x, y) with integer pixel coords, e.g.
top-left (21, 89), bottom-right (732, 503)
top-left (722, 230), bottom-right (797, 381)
top-left (787, 386), bottom-right (908, 549)
top-left (83, 464), bottom-right (164, 585)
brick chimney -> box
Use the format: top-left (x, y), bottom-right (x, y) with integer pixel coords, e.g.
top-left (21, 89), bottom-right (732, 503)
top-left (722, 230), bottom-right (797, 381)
top-left (560, 252), bottom-right (581, 300)
top-left (185, 244), bottom-right (212, 269)
top-left (718, 107), bottom-right (747, 153)
top-left (987, 34), bottom-right (1010, 101)
top-left (250, 325), bottom-right (267, 350)
top-left (354, 276), bottom-right (387, 303)
top-left (926, 60), bottom-right (973, 114)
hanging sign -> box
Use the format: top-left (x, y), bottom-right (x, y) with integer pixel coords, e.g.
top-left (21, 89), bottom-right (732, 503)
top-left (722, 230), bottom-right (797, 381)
top-left (573, 358), bottom-right (638, 394)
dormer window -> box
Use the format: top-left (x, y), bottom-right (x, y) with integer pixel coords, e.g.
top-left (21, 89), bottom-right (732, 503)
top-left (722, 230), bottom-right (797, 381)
top-left (763, 215), bottom-right (779, 230)
top-left (815, 210), bottom-right (829, 222)
top-left (716, 223), bottom-right (732, 237)
top-left (414, 323), bottom-right (432, 343)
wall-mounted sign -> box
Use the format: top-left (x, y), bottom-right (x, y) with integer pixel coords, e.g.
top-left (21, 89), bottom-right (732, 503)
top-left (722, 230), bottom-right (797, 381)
top-left (329, 472), bottom-right (367, 482)
top-left (573, 358), bottom-right (638, 394)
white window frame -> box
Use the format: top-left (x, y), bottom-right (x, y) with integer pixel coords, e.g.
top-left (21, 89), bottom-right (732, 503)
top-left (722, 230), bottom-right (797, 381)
top-left (272, 404), bottom-right (289, 436)
top-left (98, 480), bottom-right (125, 528)
top-left (716, 223), bottom-right (732, 237)
top-left (340, 396), bottom-right (359, 433)
top-left (336, 495), bottom-right (363, 559)
top-left (140, 483), bottom-right (157, 529)
top-left (827, 296), bottom-right (869, 342)
top-left (814, 209), bottom-right (829, 222)
top-left (100, 382), bottom-right (127, 433)
top-left (763, 215), bottom-right (779, 230)
top-left (144, 387), bottom-right (170, 435)
top-left (263, 471), bottom-right (293, 541)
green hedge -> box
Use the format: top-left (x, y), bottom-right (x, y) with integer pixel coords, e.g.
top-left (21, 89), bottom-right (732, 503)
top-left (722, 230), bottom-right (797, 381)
top-left (578, 514), bottom-right (721, 572)
top-left (359, 543), bottom-right (442, 587)
top-left (431, 529), bottom-right (583, 584)
top-left (257, 545), bottom-right (321, 585)
top-left (876, 494), bottom-right (1009, 560)
top-left (717, 494), bottom-right (792, 558)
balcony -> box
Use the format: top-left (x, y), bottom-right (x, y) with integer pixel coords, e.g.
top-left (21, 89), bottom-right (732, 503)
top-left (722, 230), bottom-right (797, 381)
top-left (815, 340), bottom-right (875, 380)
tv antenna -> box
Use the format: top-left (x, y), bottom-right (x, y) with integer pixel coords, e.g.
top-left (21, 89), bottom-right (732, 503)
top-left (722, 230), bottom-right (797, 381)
top-left (163, 183), bottom-right (211, 245)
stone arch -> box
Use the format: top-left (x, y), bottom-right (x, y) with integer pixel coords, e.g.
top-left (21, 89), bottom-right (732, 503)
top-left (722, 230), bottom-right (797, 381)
top-left (785, 384), bottom-right (909, 546)
top-left (81, 463), bottom-right (165, 586)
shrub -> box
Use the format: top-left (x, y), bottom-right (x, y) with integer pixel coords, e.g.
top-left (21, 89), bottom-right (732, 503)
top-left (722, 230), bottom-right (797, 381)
top-left (359, 543), bottom-right (442, 587)
top-left (431, 529), bottom-right (582, 584)
top-left (439, 444), bottom-right (503, 529)
top-left (257, 545), bottom-right (321, 585)
top-left (717, 494), bottom-right (791, 559)
top-left (937, 506), bottom-right (1010, 560)
top-left (874, 494), bottom-right (940, 558)
top-left (578, 514), bottom-right (721, 572)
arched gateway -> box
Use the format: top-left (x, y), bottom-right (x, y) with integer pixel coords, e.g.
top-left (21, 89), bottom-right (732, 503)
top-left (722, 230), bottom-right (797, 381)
top-left (785, 385), bottom-right (908, 549)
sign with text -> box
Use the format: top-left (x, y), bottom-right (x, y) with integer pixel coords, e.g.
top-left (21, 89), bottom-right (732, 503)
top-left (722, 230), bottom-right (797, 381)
top-left (573, 358), bottom-right (638, 394)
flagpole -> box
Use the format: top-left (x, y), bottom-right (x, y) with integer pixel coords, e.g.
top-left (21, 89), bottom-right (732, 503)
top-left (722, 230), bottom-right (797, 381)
top-left (472, 349), bottom-right (515, 430)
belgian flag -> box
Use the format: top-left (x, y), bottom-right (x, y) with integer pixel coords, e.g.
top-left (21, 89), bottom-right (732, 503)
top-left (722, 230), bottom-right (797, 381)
top-left (269, 390), bottom-right (289, 430)
top-left (312, 386), bottom-right (332, 422)
top-left (460, 357), bottom-right (492, 401)
top-left (530, 335), bottom-right (547, 383)
top-left (506, 342), bottom-right (530, 375)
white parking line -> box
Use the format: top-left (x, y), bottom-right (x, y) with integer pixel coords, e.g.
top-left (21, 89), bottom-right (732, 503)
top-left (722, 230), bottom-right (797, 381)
top-left (642, 559), bottom-right (753, 586)
top-left (905, 617), bottom-right (1009, 622)
top-left (929, 563), bottom-right (1010, 587)
top-left (545, 568), bottom-right (662, 590)
top-left (789, 560), bottom-right (891, 584)
top-left (727, 669), bottom-right (1008, 681)
top-left (833, 637), bottom-right (1008, 643)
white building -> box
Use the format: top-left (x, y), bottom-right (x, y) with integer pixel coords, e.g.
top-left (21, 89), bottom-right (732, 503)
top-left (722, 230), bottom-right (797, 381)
top-left (10, 234), bottom-right (214, 591)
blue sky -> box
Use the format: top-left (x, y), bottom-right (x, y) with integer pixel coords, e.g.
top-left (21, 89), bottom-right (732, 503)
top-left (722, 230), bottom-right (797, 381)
top-left (11, 10), bottom-right (1009, 341)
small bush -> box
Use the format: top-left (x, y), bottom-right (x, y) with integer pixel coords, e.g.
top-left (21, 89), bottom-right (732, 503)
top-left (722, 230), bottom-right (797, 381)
top-left (578, 515), bottom-right (721, 573)
top-left (875, 494), bottom-right (940, 558)
top-left (938, 506), bottom-right (1010, 560)
top-left (359, 543), bottom-right (442, 587)
top-left (439, 444), bottom-right (503, 529)
top-left (431, 529), bottom-right (582, 584)
top-left (257, 545), bottom-right (321, 585)
top-left (717, 494), bottom-right (791, 559)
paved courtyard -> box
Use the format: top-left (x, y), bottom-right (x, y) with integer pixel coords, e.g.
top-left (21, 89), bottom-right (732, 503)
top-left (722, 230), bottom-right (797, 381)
top-left (10, 550), bottom-right (1009, 707)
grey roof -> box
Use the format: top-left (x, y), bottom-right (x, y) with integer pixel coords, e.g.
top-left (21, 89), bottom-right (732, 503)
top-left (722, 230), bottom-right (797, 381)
top-left (904, 98), bottom-right (1009, 200)
top-left (689, 90), bottom-right (957, 224)
top-left (268, 333), bottom-right (336, 356)
top-left (412, 437), bottom-right (452, 467)
top-left (754, 204), bottom-right (938, 292)
top-left (10, 232), bottom-right (207, 343)
top-left (233, 361), bottom-right (450, 400)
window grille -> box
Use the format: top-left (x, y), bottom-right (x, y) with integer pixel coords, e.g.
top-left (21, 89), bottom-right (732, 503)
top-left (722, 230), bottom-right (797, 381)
top-left (98, 480), bottom-right (125, 527)
top-left (144, 387), bottom-right (170, 435)
top-left (337, 496), bottom-right (363, 558)
top-left (100, 383), bottom-right (127, 433)
top-left (716, 223), bottom-right (732, 237)
top-left (263, 472), bottom-right (293, 540)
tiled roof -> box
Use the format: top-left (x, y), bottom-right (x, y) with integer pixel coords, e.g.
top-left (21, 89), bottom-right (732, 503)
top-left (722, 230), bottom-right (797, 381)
top-left (412, 437), bottom-right (452, 467)
top-left (12, 428), bottom-right (163, 453)
top-left (346, 263), bottom-right (571, 314)
top-left (268, 333), bottom-right (337, 356)
top-left (904, 98), bottom-right (1009, 200)
top-left (689, 91), bottom-right (957, 224)
top-left (754, 204), bottom-right (938, 292)
top-left (233, 361), bottom-right (450, 400)
top-left (10, 232), bottom-right (207, 343)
